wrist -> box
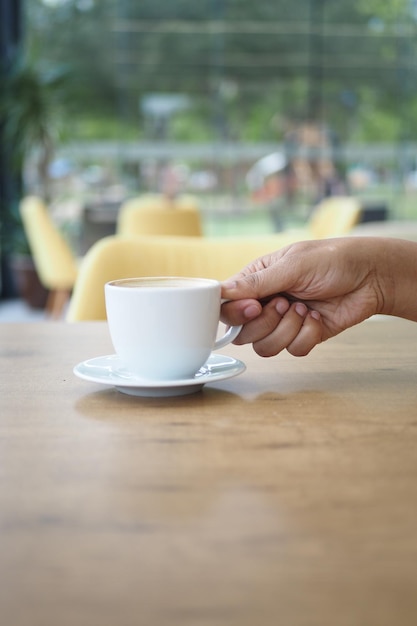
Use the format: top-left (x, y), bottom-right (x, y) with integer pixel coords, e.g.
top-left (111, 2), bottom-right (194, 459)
top-left (375, 238), bottom-right (417, 321)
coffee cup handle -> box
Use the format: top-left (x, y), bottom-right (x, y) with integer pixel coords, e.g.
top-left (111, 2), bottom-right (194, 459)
top-left (213, 299), bottom-right (242, 350)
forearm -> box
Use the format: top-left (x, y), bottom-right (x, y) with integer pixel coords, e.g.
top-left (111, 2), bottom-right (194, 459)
top-left (374, 238), bottom-right (417, 322)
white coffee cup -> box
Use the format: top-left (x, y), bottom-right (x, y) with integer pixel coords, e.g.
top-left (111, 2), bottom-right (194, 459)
top-left (105, 276), bottom-right (242, 380)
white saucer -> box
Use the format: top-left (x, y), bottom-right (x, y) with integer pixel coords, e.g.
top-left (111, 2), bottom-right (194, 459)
top-left (73, 353), bottom-right (246, 397)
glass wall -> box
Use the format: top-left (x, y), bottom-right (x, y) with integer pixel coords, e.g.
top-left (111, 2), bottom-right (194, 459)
top-left (21, 0), bottom-right (417, 242)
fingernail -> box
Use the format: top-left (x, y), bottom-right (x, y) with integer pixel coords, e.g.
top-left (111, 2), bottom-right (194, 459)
top-left (243, 304), bottom-right (261, 319)
top-left (310, 310), bottom-right (320, 321)
top-left (295, 303), bottom-right (307, 317)
top-left (275, 299), bottom-right (290, 315)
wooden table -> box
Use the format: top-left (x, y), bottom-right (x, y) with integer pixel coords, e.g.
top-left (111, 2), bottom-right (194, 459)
top-left (1, 318), bottom-right (417, 626)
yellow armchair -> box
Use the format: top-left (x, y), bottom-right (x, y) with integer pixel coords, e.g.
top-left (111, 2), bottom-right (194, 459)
top-left (20, 196), bottom-right (79, 318)
top-left (288, 195), bottom-right (362, 240)
top-left (116, 194), bottom-right (203, 237)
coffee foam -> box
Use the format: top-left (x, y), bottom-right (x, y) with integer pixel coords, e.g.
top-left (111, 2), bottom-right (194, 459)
top-left (109, 277), bottom-right (215, 289)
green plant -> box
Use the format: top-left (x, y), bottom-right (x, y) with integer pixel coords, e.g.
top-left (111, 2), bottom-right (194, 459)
top-left (0, 55), bottom-right (70, 256)
top-left (0, 55), bottom-right (69, 201)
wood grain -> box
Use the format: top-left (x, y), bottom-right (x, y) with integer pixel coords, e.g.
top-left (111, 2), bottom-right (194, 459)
top-left (1, 318), bottom-right (417, 626)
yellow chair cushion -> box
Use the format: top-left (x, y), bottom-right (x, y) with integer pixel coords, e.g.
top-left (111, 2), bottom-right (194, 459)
top-left (20, 196), bottom-right (78, 290)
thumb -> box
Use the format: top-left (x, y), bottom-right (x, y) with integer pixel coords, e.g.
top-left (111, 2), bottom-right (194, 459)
top-left (222, 262), bottom-right (289, 301)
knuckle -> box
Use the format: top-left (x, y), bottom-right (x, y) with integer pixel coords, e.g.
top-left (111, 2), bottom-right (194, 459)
top-left (288, 339), bottom-right (315, 357)
top-left (289, 346), bottom-right (310, 357)
top-left (233, 334), bottom-right (246, 346)
top-left (253, 341), bottom-right (279, 358)
top-left (240, 269), bottom-right (267, 296)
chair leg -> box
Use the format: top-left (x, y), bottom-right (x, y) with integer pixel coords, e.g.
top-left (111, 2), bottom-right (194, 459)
top-left (46, 289), bottom-right (71, 319)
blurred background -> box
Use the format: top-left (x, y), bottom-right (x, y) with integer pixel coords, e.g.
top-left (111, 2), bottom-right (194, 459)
top-left (2, 0), bottom-right (417, 312)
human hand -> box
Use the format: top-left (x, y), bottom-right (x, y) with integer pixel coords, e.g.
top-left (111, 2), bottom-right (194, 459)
top-left (221, 237), bottom-right (390, 357)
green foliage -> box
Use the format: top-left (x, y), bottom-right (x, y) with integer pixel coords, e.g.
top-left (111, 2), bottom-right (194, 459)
top-left (170, 113), bottom-right (214, 142)
top-left (353, 105), bottom-right (403, 143)
top-left (24, 0), bottom-right (417, 144)
top-left (0, 55), bottom-right (71, 196)
top-left (0, 54), bottom-right (72, 254)
top-left (72, 116), bottom-right (140, 141)
top-left (356, 0), bottom-right (409, 21)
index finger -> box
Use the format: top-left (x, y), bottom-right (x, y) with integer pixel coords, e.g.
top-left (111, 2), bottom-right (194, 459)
top-left (221, 264), bottom-right (284, 301)
top-left (220, 298), bottom-right (263, 326)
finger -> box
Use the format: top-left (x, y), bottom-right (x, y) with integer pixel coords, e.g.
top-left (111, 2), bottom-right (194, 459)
top-left (222, 270), bottom-right (276, 301)
top-left (234, 297), bottom-right (291, 346)
top-left (221, 252), bottom-right (293, 301)
top-left (252, 301), bottom-right (308, 357)
top-left (220, 298), bottom-right (263, 327)
top-left (286, 310), bottom-right (323, 357)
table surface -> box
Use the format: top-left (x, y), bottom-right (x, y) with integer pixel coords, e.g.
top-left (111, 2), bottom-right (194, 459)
top-left (1, 318), bottom-right (417, 626)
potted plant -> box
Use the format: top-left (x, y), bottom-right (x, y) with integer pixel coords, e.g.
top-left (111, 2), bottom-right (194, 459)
top-left (0, 55), bottom-right (69, 307)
